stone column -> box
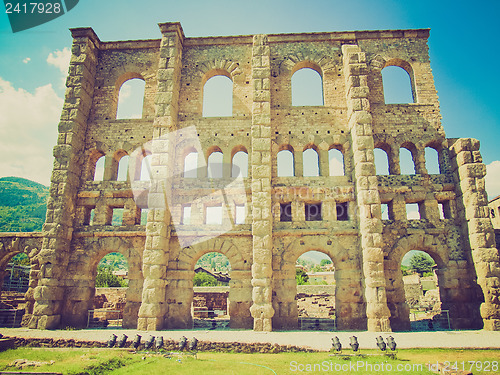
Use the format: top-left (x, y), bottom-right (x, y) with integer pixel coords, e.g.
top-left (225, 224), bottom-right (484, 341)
top-left (319, 149), bottom-right (329, 177)
top-left (451, 138), bottom-right (500, 330)
top-left (342, 45), bottom-right (391, 331)
top-left (137, 22), bottom-right (184, 331)
top-left (249, 34), bottom-right (274, 331)
top-left (30, 28), bottom-right (99, 329)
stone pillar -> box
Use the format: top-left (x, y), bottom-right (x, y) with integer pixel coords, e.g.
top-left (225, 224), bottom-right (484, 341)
top-left (137, 22), bottom-right (184, 331)
top-left (319, 149), bottom-right (329, 177)
top-left (451, 138), bottom-right (500, 330)
top-left (249, 34), bottom-right (274, 331)
top-left (30, 28), bottom-right (99, 330)
top-left (294, 150), bottom-right (303, 177)
top-left (342, 44), bottom-right (391, 331)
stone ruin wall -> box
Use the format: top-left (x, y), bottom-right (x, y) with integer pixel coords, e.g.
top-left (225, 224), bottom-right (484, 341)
top-left (1, 23), bottom-right (499, 332)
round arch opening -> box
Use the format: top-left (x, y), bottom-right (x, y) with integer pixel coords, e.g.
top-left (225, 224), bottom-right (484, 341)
top-left (192, 252), bottom-right (231, 330)
top-left (295, 250), bottom-right (336, 331)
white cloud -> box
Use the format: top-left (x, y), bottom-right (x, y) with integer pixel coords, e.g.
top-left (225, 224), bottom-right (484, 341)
top-left (47, 47), bottom-right (71, 74)
top-left (0, 77), bottom-right (62, 186)
top-left (486, 160), bottom-right (500, 200)
top-left (47, 47), bottom-right (71, 87)
top-left (23, 57), bottom-right (31, 64)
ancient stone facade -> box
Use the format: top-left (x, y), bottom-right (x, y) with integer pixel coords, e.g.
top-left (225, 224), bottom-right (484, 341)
top-left (3, 23), bottom-right (500, 332)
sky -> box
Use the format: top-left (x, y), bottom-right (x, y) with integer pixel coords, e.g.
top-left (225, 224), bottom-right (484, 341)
top-left (0, 0), bottom-right (499, 198)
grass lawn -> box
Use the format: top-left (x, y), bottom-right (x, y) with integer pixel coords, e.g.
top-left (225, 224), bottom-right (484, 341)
top-left (0, 347), bottom-right (498, 374)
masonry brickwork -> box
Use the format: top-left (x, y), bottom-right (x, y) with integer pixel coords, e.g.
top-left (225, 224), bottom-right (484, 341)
top-left (1, 23), bottom-right (499, 331)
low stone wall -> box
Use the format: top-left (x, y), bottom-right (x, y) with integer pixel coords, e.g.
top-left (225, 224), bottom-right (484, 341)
top-left (6, 336), bottom-right (316, 353)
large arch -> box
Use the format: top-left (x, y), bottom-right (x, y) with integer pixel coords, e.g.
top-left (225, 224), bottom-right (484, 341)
top-left (60, 236), bottom-right (144, 329)
top-left (272, 235), bottom-right (365, 331)
top-left (0, 235), bottom-right (42, 327)
top-left (385, 234), bottom-right (481, 330)
top-left (164, 237), bottom-right (253, 329)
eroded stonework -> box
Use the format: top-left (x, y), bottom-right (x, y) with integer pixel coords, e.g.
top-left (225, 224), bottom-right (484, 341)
top-left (7, 23), bottom-right (500, 331)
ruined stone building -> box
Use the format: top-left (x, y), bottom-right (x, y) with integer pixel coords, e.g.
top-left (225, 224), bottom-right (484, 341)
top-left (1, 23), bottom-right (499, 332)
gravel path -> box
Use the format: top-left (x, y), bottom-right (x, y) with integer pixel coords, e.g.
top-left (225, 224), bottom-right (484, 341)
top-left (1, 328), bottom-right (499, 351)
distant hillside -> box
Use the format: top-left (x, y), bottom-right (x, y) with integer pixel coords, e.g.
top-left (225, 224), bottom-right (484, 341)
top-left (0, 177), bottom-right (49, 232)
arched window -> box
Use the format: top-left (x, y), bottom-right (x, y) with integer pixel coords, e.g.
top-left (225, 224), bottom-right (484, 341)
top-left (207, 151), bottom-right (223, 178)
top-left (374, 148), bottom-right (390, 175)
top-left (292, 67), bottom-right (323, 106)
top-left (425, 147), bottom-right (440, 174)
top-left (328, 148), bottom-right (344, 176)
top-left (117, 78), bottom-right (145, 119)
top-left (203, 75), bottom-right (233, 117)
top-left (117, 155), bottom-right (129, 181)
top-left (140, 154), bottom-right (152, 181)
top-left (400, 147), bottom-right (416, 175)
top-left (231, 150), bottom-right (248, 178)
top-left (277, 149), bottom-right (294, 177)
top-left (382, 65), bottom-right (414, 104)
top-left (303, 148), bottom-right (319, 176)
top-left (184, 151), bottom-right (198, 178)
top-left (94, 156), bottom-right (105, 181)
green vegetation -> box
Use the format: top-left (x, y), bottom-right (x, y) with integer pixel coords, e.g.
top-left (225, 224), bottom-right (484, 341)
top-left (95, 266), bottom-right (127, 288)
top-left (0, 177), bottom-right (49, 232)
top-left (98, 253), bottom-right (128, 272)
top-left (195, 252), bottom-right (230, 273)
top-left (11, 253), bottom-right (30, 266)
top-left (193, 272), bottom-right (220, 287)
top-left (295, 268), bottom-right (309, 285)
top-left (320, 259), bottom-right (332, 267)
top-left (0, 348), bottom-right (499, 375)
top-left (409, 252), bottom-right (435, 276)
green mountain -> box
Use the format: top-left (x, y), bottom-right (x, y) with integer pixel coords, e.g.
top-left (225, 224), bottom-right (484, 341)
top-left (0, 177), bottom-right (49, 232)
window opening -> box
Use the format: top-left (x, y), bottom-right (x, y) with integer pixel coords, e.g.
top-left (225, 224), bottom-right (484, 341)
top-left (336, 202), bottom-right (349, 221)
top-left (235, 204), bottom-right (245, 224)
top-left (117, 78), bottom-right (145, 119)
top-left (140, 155), bottom-right (152, 181)
top-left (83, 207), bottom-right (96, 225)
top-left (206, 205), bottom-right (223, 225)
top-left (303, 148), bottom-right (319, 177)
top-left (140, 209), bottom-right (148, 225)
top-left (184, 152), bottom-right (198, 178)
top-left (232, 151), bottom-right (248, 178)
top-left (292, 68), bottom-right (323, 106)
top-left (328, 148), bottom-right (344, 176)
top-left (406, 203), bottom-right (420, 220)
top-left (182, 205), bottom-right (192, 225)
top-left (374, 148), bottom-right (390, 175)
top-left (382, 66), bottom-right (414, 104)
top-left (305, 203), bottom-right (322, 221)
top-left (280, 203), bottom-right (292, 222)
top-left (111, 208), bottom-right (124, 226)
top-left (207, 151), bottom-right (223, 178)
top-left (117, 155), bottom-right (129, 181)
top-left (400, 148), bottom-right (415, 175)
top-left (381, 203), bottom-right (390, 220)
top-left (94, 156), bottom-right (105, 181)
top-left (277, 149), bottom-right (294, 177)
top-left (203, 75), bottom-right (233, 117)
top-left (425, 147), bottom-right (440, 174)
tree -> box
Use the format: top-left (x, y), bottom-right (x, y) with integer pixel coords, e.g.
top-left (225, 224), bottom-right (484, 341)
top-left (296, 268), bottom-right (309, 285)
top-left (409, 252), bottom-right (434, 276)
top-left (193, 272), bottom-right (218, 286)
top-left (96, 266), bottom-right (127, 287)
top-left (320, 259), bottom-right (332, 267)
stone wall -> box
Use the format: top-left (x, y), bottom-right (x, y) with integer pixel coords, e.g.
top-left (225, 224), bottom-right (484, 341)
top-left (1, 23), bottom-right (497, 332)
